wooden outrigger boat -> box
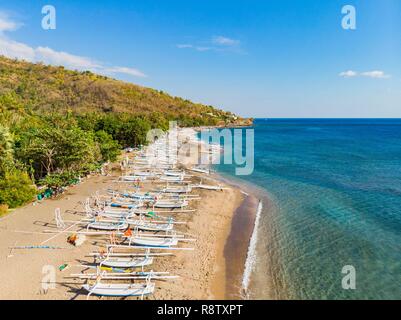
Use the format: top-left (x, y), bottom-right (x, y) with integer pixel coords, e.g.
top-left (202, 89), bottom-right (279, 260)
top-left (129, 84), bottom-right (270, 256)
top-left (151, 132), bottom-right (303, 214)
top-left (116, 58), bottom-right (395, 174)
top-left (153, 200), bottom-right (188, 208)
top-left (120, 175), bottom-right (147, 182)
top-left (82, 278), bottom-right (155, 298)
top-left (100, 255), bottom-right (154, 268)
top-left (190, 166), bottom-right (210, 174)
top-left (129, 219), bottom-right (174, 232)
top-left (159, 175), bottom-right (185, 182)
top-left (87, 220), bottom-right (129, 231)
top-left (159, 185), bottom-right (192, 194)
top-left (128, 235), bottom-right (179, 247)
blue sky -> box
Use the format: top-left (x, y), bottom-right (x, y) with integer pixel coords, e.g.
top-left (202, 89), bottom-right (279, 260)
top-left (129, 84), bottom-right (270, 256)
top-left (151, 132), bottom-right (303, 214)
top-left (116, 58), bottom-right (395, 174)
top-left (0, 0), bottom-right (400, 118)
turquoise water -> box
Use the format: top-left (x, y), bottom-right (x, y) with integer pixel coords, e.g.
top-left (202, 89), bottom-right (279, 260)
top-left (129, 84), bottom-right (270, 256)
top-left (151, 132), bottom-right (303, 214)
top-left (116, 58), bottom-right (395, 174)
top-left (213, 119), bottom-right (401, 300)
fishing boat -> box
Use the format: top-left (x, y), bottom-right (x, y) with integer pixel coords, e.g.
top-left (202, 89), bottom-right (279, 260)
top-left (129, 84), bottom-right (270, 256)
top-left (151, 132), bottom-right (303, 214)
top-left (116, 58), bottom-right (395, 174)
top-left (87, 220), bottom-right (128, 231)
top-left (120, 175), bottom-right (147, 182)
top-left (131, 171), bottom-right (155, 177)
top-left (95, 209), bottom-right (134, 219)
top-left (190, 166), bottom-right (210, 174)
top-left (82, 280), bottom-right (155, 298)
top-left (153, 200), bottom-right (188, 208)
top-left (192, 183), bottom-right (226, 191)
top-left (129, 219), bottom-right (174, 232)
top-left (159, 175), bottom-right (184, 182)
top-left (107, 198), bottom-right (142, 209)
top-left (160, 186), bottom-right (192, 194)
top-left (128, 236), bottom-right (178, 247)
top-left (163, 170), bottom-right (184, 177)
top-left (100, 256), bottom-right (154, 268)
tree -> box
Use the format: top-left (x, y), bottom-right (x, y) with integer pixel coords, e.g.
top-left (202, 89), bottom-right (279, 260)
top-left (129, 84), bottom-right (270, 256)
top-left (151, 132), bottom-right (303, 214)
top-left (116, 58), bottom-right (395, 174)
top-left (0, 170), bottom-right (36, 208)
top-left (95, 130), bottom-right (121, 162)
top-left (0, 124), bottom-right (14, 175)
top-left (15, 123), bottom-right (101, 179)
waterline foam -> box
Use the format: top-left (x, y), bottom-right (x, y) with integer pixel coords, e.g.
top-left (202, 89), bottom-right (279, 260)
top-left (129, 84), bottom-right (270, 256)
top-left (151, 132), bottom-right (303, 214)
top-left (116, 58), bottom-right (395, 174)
top-left (241, 200), bottom-right (263, 294)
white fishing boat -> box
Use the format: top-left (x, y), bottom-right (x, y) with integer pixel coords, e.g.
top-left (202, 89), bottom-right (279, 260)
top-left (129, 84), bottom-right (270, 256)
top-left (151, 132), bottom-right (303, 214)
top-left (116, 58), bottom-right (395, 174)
top-left (159, 175), bottom-right (184, 182)
top-left (96, 209), bottom-right (134, 219)
top-left (107, 199), bottom-right (142, 209)
top-left (129, 219), bottom-right (174, 232)
top-left (87, 220), bottom-right (128, 231)
top-left (83, 280), bottom-right (155, 298)
top-left (161, 186), bottom-right (192, 194)
top-left (129, 236), bottom-right (178, 247)
top-left (100, 256), bottom-right (154, 268)
top-left (120, 175), bottom-right (147, 182)
top-left (164, 170), bottom-right (184, 177)
top-left (192, 183), bottom-right (226, 191)
top-left (190, 166), bottom-right (210, 174)
top-left (132, 171), bottom-right (153, 176)
top-left (153, 200), bottom-right (188, 208)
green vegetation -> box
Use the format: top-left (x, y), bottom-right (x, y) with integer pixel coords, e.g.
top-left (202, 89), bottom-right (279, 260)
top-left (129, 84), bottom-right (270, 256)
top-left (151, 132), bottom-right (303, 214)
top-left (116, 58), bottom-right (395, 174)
top-left (0, 55), bottom-right (251, 210)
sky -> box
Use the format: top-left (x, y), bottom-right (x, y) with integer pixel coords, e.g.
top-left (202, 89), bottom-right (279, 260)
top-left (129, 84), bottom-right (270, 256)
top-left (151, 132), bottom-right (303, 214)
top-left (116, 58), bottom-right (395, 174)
top-left (0, 0), bottom-right (400, 118)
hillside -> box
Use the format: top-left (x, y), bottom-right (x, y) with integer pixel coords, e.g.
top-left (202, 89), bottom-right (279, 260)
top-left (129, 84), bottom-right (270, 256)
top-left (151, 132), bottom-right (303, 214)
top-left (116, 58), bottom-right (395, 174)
top-left (0, 55), bottom-right (251, 127)
top-left (0, 56), bottom-right (252, 211)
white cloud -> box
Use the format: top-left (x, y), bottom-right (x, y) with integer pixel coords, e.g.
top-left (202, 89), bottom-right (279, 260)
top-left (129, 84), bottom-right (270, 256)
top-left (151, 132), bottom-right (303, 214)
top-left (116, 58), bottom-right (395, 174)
top-left (105, 66), bottom-right (146, 78)
top-left (360, 70), bottom-right (390, 79)
top-left (177, 35), bottom-right (241, 53)
top-left (0, 12), bottom-right (146, 78)
top-left (212, 36), bottom-right (240, 46)
top-left (35, 46), bottom-right (102, 70)
top-left (0, 37), bottom-right (35, 61)
top-left (0, 13), bottom-right (19, 33)
top-left (339, 70), bottom-right (390, 79)
top-left (339, 70), bottom-right (358, 78)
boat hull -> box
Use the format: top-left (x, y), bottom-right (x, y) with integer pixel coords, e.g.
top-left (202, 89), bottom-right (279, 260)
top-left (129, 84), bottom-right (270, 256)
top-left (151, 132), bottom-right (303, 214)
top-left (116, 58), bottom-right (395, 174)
top-left (101, 256), bottom-right (154, 268)
top-left (130, 237), bottom-right (178, 247)
top-left (83, 283), bottom-right (155, 297)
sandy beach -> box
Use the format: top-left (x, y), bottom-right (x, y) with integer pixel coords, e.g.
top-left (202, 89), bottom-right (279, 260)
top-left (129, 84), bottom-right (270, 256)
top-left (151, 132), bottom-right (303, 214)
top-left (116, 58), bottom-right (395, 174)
top-left (0, 153), bottom-right (257, 300)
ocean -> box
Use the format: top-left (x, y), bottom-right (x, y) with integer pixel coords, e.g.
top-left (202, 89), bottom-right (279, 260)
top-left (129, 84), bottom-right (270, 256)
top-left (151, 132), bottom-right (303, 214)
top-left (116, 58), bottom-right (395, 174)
top-left (213, 119), bottom-right (401, 300)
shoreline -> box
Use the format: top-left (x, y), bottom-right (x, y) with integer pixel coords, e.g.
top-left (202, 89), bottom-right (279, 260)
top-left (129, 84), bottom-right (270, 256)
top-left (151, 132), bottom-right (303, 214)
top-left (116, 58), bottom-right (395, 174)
top-left (223, 193), bottom-right (258, 299)
top-left (210, 170), bottom-right (279, 300)
top-left (0, 127), bottom-right (261, 300)
top-left (0, 163), bottom-right (248, 300)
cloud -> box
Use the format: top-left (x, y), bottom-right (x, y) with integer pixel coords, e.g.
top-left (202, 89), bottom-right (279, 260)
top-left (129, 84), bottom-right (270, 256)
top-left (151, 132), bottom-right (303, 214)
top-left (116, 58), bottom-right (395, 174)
top-left (212, 36), bottom-right (240, 46)
top-left (339, 70), bottom-right (358, 78)
top-left (176, 35), bottom-right (242, 53)
top-left (0, 12), bottom-right (146, 78)
top-left (360, 70), bottom-right (390, 79)
top-left (0, 13), bottom-right (20, 33)
top-left (176, 44), bottom-right (212, 51)
top-left (339, 70), bottom-right (390, 79)
top-left (35, 46), bottom-right (102, 70)
top-left (105, 66), bottom-right (146, 78)
top-left (0, 37), bottom-right (35, 61)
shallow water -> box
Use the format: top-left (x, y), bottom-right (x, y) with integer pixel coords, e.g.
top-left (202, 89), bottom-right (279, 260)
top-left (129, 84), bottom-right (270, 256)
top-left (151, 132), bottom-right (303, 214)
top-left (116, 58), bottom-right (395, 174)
top-left (213, 119), bottom-right (401, 300)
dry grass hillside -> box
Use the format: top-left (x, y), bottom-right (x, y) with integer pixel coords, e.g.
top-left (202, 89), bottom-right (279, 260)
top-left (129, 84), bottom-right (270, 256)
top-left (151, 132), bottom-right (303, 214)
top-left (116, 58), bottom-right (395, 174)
top-left (0, 55), bottom-right (252, 126)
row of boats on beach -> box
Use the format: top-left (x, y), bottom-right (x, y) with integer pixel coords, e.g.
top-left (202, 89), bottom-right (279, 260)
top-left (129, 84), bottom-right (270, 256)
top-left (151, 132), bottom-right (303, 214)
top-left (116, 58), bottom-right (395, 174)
top-left (48, 129), bottom-right (228, 299)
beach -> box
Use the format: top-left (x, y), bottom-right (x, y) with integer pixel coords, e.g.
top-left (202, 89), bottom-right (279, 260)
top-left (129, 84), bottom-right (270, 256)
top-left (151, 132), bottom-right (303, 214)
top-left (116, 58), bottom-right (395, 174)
top-left (0, 148), bottom-right (257, 300)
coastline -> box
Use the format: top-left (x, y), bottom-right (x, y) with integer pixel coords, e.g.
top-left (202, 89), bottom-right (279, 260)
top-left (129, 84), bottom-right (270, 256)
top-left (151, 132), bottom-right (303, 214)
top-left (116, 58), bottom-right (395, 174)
top-left (211, 170), bottom-right (280, 300)
top-left (0, 160), bottom-right (248, 300)
top-left (0, 126), bottom-right (262, 300)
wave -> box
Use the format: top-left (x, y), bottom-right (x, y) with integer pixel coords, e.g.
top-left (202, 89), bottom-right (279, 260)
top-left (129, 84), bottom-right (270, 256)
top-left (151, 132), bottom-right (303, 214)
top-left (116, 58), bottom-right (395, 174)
top-left (241, 200), bottom-right (263, 294)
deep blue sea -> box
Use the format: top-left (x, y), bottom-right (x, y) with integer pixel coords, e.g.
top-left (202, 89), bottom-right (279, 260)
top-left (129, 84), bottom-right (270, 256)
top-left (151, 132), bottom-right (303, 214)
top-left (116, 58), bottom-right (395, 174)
top-left (214, 119), bottom-right (401, 299)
